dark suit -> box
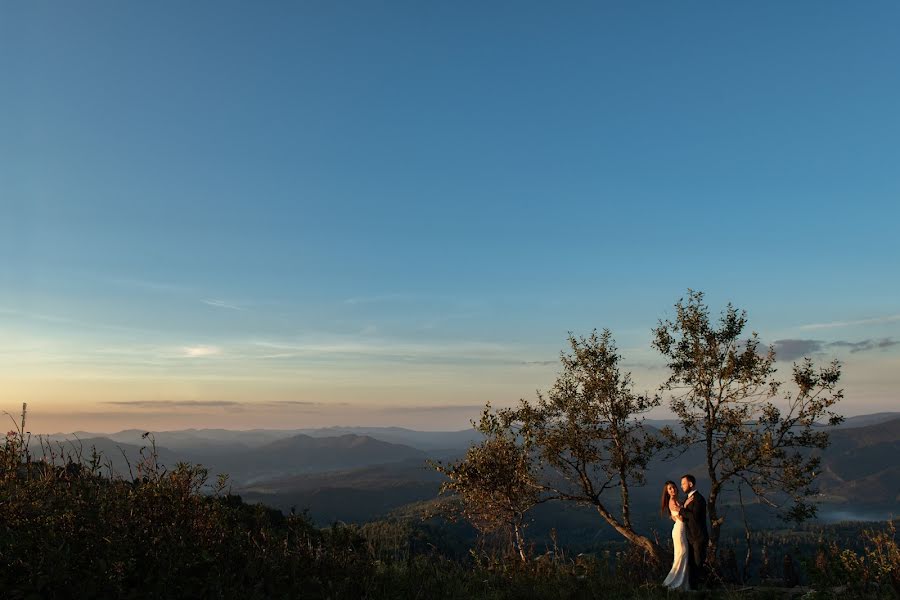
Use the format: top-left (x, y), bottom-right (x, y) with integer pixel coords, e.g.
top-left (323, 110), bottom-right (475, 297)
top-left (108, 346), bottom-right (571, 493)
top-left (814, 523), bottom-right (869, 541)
top-left (679, 491), bottom-right (709, 588)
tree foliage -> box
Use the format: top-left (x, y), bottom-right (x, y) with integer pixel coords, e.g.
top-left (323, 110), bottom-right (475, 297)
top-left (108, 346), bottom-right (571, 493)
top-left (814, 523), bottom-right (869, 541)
top-left (505, 330), bottom-right (663, 559)
top-left (431, 406), bottom-right (543, 562)
top-left (652, 290), bottom-right (844, 550)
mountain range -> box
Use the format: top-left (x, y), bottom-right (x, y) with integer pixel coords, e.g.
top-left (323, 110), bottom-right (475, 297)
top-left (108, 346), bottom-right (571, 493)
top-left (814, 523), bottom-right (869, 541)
top-left (36, 412), bottom-right (899, 531)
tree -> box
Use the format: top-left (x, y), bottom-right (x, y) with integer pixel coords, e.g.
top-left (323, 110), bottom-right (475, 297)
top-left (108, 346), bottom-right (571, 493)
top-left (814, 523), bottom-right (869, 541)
top-left (431, 406), bottom-right (543, 562)
top-left (499, 330), bottom-right (665, 562)
top-left (652, 290), bottom-right (843, 553)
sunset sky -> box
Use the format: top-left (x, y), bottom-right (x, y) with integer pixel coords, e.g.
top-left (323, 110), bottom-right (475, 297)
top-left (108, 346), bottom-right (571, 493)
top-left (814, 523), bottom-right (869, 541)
top-left (2, 2), bottom-right (898, 433)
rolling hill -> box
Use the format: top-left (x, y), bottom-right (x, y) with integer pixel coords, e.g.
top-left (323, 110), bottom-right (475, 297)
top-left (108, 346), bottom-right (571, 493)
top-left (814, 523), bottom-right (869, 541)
top-left (36, 412), bottom-right (899, 528)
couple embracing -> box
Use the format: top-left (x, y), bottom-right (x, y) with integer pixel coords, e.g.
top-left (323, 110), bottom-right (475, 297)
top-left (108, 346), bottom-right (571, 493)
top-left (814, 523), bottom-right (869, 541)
top-left (661, 474), bottom-right (709, 592)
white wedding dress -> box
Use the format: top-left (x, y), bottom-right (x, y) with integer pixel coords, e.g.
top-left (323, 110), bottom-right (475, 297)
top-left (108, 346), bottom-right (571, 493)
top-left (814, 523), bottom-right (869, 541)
top-left (662, 507), bottom-right (690, 591)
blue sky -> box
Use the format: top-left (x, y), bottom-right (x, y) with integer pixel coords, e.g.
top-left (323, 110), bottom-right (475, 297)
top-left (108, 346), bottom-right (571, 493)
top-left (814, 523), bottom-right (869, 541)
top-left (1, 2), bottom-right (898, 431)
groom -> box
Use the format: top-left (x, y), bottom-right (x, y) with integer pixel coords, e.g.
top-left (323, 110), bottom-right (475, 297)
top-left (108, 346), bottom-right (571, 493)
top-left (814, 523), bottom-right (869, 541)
top-left (679, 474), bottom-right (709, 589)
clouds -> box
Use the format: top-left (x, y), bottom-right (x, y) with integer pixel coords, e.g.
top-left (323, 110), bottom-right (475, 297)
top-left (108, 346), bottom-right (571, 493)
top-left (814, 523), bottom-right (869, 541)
top-left (829, 339), bottom-right (900, 353)
top-left (104, 400), bottom-right (239, 408)
top-left (112, 276), bottom-right (246, 312)
top-left (799, 314), bottom-right (900, 330)
top-left (256, 400), bottom-right (351, 408)
top-left (771, 339), bottom-right (827, 361)
top-left (377, 403), bottom-right (486, 414)
top-left (248, 337), bottom-right (511, 364)
top-left (181, 345), bottom-right (221, 358)
top-left (102, 399), bottom-right (345, 410)
top-left (772, 338), bottom-right (898, 361)
top-left (201, 299), bottom-right (244, 311)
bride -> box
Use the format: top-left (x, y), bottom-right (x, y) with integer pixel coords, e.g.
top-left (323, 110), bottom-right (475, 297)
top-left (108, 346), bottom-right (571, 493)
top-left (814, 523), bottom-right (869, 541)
top-left (661, 480), bottom-right (690, 591)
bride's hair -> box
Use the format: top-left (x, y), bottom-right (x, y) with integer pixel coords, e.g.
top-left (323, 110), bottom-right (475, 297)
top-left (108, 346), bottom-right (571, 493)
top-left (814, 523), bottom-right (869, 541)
top-left (660, 480), bottom-right (678, 517)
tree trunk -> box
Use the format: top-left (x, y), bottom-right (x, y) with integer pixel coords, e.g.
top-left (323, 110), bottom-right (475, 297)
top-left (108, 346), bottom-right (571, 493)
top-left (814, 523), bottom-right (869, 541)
top-left (704, 399), bottom-right (718, 556)
top-left (739, 484), bottom-right (752, 583)
top-left (620, 477), bottom-right (632, 530)
top-left (593, 503), bottom-right (663, 563)
top-left (708, 486), bottom-right (722, 556)
top-left (512, 522), bottom-right (527, 563)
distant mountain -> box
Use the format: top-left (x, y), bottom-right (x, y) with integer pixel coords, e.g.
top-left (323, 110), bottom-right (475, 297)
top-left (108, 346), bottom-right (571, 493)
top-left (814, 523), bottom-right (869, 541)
top-left (295, 426), bottom-right (482, 452)
top-left (103, 428), bottom-right (296, 450)
top-left (43, 428), bottom-right (294, 451)
top-left (261, 433), bottom-right (425, 468)
top-left (33, 431), bottom-right (428, 485)
top-left (643, 418), bottom-right (682, 431)
top-left (833, 416), bottom-right (900, 440)
top-left (43, 426), bottom-right (481, 454)
top-left (28, 436), bottom-right (179, 478)
top-left (242, 457), bottom-right (445, 493)
top-left (642, 412), bottom-right (900, 433)
top-left (44, 411), bottom-right (900, 453)
top-left (238, 458), bottom-right (442, 523)
top-left (835, 412), bottom-right (900, 429)
top-left (237, 416), bottom-right (900, 527)
top-left (188, 433), bottom-right (427, 484)
top-left (816, 417), bottom-right (900, 505)
top-left (36, 413), bottom-right (899, 520)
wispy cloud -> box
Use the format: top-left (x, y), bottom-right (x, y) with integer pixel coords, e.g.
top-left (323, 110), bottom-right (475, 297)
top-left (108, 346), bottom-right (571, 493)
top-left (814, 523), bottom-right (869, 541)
top-left (250, 337), bottom-right (509, 362)
top-left (111, 276), bottom-right (246, 312)
top-left (181, 345), bottom-right (222, 358)
top-left (799, 314), bottom-right (900, 330)
top-left (103, 400), bottom-right (239, 408)
top-left (829, 338), bottom-right (899, 354)
top-left (260, 400), bottom-right (318, 406)
top-left (378, 404), bottom-right (488, 414)
top-left (99, 400), bottom-right (351, 415)
top-left (201, 299), bottom-right (244, 311)
top-left (771, 337), bottom-right (899, 361)
top-left (258, 400), bottom-right (351, 407)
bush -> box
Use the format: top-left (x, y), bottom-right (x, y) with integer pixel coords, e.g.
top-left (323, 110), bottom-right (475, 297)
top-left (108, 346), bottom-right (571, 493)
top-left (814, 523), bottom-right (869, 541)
top-left (0, 429), bottom-right (374, 599)
top-left (809, 521), bottom-right (900, 598)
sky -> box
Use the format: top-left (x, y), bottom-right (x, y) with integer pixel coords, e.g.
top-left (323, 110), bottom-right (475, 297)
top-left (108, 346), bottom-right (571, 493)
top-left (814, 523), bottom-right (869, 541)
top-left (1, 1), bottom-right (898, 433)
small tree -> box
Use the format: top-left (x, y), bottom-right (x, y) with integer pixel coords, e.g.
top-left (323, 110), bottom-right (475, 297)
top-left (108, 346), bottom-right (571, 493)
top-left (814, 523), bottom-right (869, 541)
top-left (501, 329), bottom-right (664, 562)
top-left (652, 290), bottom-right (843, 553)
top-left (431, 406), bottom-right (543, 562)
